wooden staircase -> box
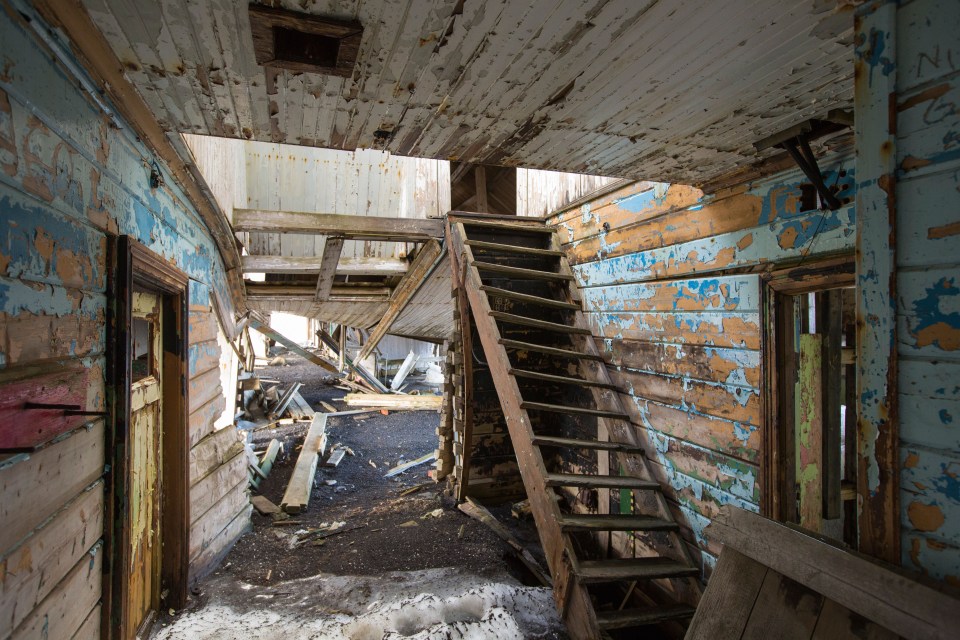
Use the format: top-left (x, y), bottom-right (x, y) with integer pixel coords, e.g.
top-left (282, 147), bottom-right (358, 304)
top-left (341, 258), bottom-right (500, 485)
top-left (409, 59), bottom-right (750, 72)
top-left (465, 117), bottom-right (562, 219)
top-left (447, 213), bottom-right (700, 639)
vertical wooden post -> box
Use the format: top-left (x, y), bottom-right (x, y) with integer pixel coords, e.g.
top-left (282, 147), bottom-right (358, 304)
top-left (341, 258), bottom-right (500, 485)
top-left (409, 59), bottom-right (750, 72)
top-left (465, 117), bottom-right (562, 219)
top-left (797, 333), bottom-right (824, 533)
top-left (820, 290), bottom-right (843, 520)
top-left (474, 166), bottom-right (489, 213)
top-left (854, 0), bottom-right (900, 563)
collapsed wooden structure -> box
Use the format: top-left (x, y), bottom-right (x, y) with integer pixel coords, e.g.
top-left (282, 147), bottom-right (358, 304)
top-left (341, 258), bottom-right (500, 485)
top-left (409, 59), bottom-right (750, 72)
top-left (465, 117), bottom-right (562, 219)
top-left (1, 0), bottom-right (958, 639)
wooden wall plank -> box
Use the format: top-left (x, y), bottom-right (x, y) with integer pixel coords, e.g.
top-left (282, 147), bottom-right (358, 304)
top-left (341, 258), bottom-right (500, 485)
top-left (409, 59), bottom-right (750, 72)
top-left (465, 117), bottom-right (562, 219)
top-left (0, 481), bottom-right (103, 632)
top-left (0, 424), bottom-right (104, 555)
top-left (189, 425), bottom-right (244, 486)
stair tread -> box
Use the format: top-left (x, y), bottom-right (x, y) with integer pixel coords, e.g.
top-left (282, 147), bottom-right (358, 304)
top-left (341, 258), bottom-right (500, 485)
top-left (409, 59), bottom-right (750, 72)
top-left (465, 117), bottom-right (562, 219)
top-left (595, 604), bottom-right (696, 630)
top-left (546, 473), bottom-right (660, 490)
top-left (466, 239), bottom-right (562, 257)
top-left (558, 514), bottom-right (679, 532)
top-left (480, 286), bottom-right (580, 310)
top-left (532, 435), bottom-right (644, 452)
top-left (521, 400), bottom-right (629, 420)
top-left (499, 339), bottom-right (603, 361)
top-left (461, 219), bottom-right (555, 234)
top-left (575, 557), bottom-right (699, 582)
top-left (472, 261), bottom-right (574, 281)
top-left (509, 368), bottom-right (617, 389)
top-left (490, 311), bottom-right (592, 334)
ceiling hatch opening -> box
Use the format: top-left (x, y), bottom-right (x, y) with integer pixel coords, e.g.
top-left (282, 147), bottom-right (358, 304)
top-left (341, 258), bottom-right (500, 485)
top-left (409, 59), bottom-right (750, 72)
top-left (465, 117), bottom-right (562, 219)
top-left (249, 4), bottom-right (363, 77)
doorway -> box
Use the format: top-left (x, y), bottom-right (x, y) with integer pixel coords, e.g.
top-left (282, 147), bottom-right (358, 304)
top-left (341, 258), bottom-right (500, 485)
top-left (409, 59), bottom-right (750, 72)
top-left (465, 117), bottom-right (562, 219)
top-left (763, 259), bottom-right (858, 548)
top-left (106, 237), bottom-right (190, 639)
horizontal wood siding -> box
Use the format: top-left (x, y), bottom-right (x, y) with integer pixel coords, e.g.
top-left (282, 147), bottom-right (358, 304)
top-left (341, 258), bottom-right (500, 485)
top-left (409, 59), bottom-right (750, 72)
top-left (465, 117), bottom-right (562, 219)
top-left (548, 162), bottom-right (856, 575)
top-left (889, 0), bottom-right (960, 583)
top-left (0, 6), bottom-right (244, 634)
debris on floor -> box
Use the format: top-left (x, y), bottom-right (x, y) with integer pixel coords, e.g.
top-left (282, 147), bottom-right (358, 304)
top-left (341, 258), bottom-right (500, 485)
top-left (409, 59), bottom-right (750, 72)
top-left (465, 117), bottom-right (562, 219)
top-left (151, 568), bottom-right (566, 640)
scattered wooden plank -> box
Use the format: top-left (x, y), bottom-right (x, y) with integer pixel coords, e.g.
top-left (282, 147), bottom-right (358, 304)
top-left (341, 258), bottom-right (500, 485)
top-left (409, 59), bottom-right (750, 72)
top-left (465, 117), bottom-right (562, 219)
top-left (390, 351), bottom-right (419, 390)
top-left (259, 439), bottom-right (281, 478)
top-left (271, 382), bottom-right (303, 419)
top-left (286, 391), bottom-right (315, 420)
top-left (324, 449), bottom-right (346, 468)
top-left (457, 498), bottom-right (551, 587)
top-left (248, 317), bottom-right (338, 373)
top-left (384, 453), bottom-right (436, 477)
top-left (343, 393), bottom-right (443, 410)
top-left (319, 400), bottom-right (338, 413)
top-left (315, 329), bottom-right (389, 393)
top-left (356, 239), bottom-right (443, 362)
top-left (250, 495), bottom-right (282, 516)
top-left (280, 415), bottom-right (328, 514)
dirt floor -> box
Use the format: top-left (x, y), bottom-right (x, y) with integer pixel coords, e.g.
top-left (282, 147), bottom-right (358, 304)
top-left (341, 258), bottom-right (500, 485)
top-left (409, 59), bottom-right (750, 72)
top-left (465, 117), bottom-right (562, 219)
top-left (152, 351), bottom-right (565, 639)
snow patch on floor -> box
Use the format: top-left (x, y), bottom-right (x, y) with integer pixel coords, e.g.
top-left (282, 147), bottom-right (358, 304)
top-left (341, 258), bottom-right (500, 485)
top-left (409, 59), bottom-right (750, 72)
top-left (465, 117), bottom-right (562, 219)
top-left (152, 567), bottom-right (565, 639)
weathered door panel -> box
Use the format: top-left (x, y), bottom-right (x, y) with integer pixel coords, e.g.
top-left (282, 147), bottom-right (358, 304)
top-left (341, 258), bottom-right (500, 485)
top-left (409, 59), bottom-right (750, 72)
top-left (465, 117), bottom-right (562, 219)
top-left (126, 290), bottom-right (163, 637)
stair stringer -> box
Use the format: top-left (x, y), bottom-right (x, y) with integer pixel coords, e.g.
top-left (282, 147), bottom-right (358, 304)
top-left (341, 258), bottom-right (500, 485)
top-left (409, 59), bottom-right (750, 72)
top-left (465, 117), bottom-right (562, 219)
top-left (448, 220), bottom-right (600, 639)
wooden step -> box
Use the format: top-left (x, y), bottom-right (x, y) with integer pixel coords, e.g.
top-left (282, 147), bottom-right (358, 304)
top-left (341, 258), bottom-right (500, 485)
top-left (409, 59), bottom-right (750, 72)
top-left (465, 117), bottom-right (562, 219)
top-left (480, 286), bottom-right (580, 310)
top-left (472, 261), bottom-right (574, 281)
top-left (595, 605), bottom-right (696, 630)
top-left (489, 311), bottom-right (591, 334)
top-left (532, 435), bottom-right (644, 453)
top-left (574, 557), bottom-right (699, 583)
top-left (499, 339), bottom-right (604, 362)
top-left (521, 401), bottom-right (629, 420)
top-left (461, 219), bottom-right (555, 234)
top-left (466, 239), bottom-right (563, 257)
top-left (509, 368), bottom-right (617, 389)
top-left (558, 514), bottom-right (679, 532)
top-left (545, 473), bottom-right (660, 490)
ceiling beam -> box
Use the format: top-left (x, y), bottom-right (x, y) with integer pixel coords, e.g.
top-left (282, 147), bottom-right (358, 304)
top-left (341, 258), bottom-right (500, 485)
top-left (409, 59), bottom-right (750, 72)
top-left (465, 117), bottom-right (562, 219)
top-left (241, 254), bottom-right (408, 276)
top-left (247, 284), bottom-right (391, 299)
top-left (234, 210), bottom-right (443, 240)
top-left (356, 239), bottom-right (443, 362)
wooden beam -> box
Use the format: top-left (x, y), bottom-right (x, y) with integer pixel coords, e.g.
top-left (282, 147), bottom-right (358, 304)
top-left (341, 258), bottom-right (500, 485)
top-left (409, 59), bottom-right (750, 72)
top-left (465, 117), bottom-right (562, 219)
top-left (280, 414), bottom-right (327, 513)
top-left (343, 393), bottom-right (443, 410)
top-left (248, 317), bottom-right (338, 373)
top-left (233, 210), bottom-right (443, 240)
top-left (315, 237), bottom-right (344, 301)
top-left (246, 285), bottom-right (391, 299)
top-left (242, 255), bottom-right (408, 276)
top-left (356, 239), bottom-right (443, 362)
top-left (474, 165), bottom-right (489, 213)
top-left (708, 507), bottom-right (960, 640)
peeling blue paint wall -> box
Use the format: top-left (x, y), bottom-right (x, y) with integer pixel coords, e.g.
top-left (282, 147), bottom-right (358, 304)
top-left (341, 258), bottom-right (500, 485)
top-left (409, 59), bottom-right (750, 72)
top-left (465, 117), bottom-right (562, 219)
top-left (856, 0), bottom-right (960, 584)
top-left (0, 7), bottom-right (245, 633)
top-left (549, 159), bottom-right (856, 575)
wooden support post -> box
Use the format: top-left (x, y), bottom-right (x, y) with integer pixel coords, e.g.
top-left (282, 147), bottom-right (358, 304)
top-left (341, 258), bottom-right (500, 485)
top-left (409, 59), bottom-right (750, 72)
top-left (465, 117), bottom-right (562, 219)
top-left (474, 165), bottom-right (489, 213)
top-left (248, 317), bottom-right (338, 373)
top-left (315, 237), bottom-right (344, 301)
top-left (820, 290), bottom-right (842, 520)
top-left (455, 261), bottom-right (475, 502)
top-left (356, 239), bottom-right (442, 362)
top-left (797, 333), bottom-right (824, 533)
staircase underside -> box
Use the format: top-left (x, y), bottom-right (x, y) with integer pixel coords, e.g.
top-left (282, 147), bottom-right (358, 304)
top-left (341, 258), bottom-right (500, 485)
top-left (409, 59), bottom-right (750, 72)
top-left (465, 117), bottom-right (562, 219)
top-left (447, 212), bottom-right (702, 639)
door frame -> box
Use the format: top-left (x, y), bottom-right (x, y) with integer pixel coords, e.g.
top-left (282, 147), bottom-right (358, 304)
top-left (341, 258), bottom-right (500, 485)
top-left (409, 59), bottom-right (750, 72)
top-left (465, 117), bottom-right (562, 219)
top-left (761, 255), bottom-right (855, 522)
top-left (105, 236), bottom-right (190, 639)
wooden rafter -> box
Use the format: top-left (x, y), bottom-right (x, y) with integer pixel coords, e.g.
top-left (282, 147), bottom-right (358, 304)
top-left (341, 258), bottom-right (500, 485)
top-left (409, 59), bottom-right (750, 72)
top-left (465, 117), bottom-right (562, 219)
top-left (247, 284), bottom-right (391, 299)
top-left (233, 209), bottom-right (443, 240)
top-left (241, 254), bottom-right (408, 276)
top-left (356, 239), bottom-right (442, 362)
top-left (315, 237), bottom-right (344, 301)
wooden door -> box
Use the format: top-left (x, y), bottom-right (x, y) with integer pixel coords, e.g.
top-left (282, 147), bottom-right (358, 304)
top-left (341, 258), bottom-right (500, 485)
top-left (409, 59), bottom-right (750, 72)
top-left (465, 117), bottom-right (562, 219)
top-left (127, 289), bottom-right (163, 637)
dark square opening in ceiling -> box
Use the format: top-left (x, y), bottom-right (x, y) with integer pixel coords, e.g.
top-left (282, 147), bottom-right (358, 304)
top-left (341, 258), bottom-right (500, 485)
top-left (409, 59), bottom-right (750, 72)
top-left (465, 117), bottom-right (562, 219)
top-left (249, 4), bottom-right (363, 77)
